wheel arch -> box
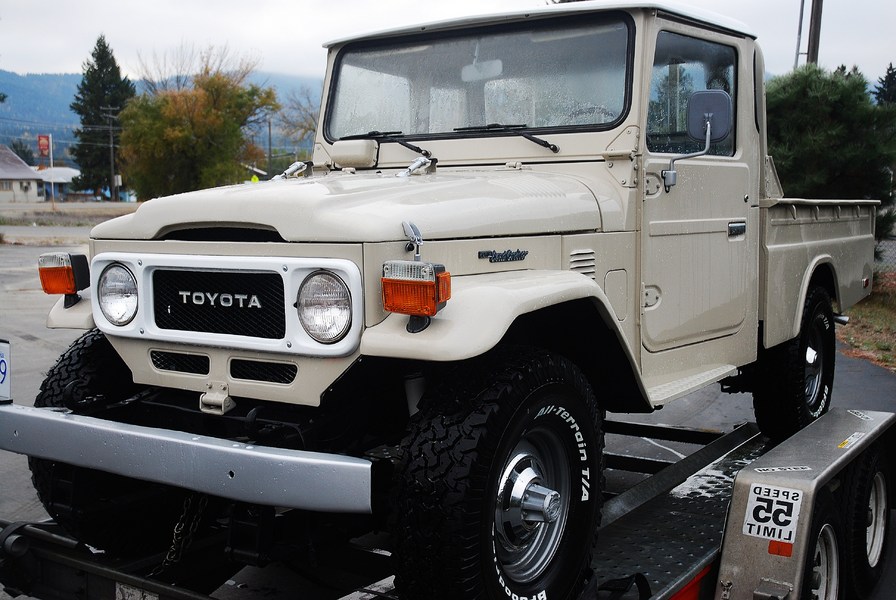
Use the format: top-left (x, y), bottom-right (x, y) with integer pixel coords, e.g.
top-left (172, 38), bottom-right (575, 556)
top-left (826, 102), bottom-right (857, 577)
top-left (360, 270), bottom-right (650, 413)
top-left (764, 257), bottom-right (839, 349)
top-left (502, 298), bottom-right (649, 412)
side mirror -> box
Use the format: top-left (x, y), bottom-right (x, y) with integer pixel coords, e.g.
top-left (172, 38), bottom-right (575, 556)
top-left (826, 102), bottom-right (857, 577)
top-left (461, 59), bottom-right (503, 82)
top-left (662, 90), bottom-right (733, 192)
top-left (687, 89), bottom-right (732, 142)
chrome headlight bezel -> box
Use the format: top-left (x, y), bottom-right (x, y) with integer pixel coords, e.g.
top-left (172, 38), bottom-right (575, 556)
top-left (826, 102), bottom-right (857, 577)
top-left (97, 263), bottom-right (139, 326)
top-left (297, 270), bottom-right (352, 344)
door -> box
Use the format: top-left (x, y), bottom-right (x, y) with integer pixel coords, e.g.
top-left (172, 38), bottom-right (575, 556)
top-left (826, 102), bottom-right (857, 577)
top-left (641, 30), bottom-right (752, 354)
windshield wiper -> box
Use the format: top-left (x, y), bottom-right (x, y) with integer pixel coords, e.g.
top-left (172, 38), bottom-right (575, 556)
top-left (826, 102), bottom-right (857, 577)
top-left (339, 131), bottom-right (432, 158)
top-left (454, 123), bottom-right (559, 153)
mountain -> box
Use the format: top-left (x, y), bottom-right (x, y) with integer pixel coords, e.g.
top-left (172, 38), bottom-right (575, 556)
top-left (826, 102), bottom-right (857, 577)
top-left (0, 71), bottom-right (81, 163)
top-left (0, 70), bottom-right (322, 166)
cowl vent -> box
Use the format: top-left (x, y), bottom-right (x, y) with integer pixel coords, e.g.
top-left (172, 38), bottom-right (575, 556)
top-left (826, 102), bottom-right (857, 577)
top-left (570, 249), bottom-right (596, 280)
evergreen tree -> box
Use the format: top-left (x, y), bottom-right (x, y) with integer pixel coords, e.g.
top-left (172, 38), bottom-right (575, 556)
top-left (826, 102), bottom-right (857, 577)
top-left (874, 63), bottom-right (896, 106)
top-left (767, 64), bottom-right (896, 243)
top-left (10, 139), bottom-right (35, 165)
top-left (70, 35), bottom-right (136, 197)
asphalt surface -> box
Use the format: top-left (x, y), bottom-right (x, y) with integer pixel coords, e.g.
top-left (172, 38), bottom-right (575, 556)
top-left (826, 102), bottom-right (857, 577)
top-left (0, 239), bottom-right (895, 599)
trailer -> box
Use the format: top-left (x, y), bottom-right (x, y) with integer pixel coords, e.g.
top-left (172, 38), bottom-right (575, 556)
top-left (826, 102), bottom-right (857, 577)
top-left (2, 406), bottom-right (892, 600)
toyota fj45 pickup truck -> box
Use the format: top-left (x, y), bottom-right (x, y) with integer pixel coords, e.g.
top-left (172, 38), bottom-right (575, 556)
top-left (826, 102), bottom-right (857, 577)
top-left (0, 2), bottom-right (878, 599)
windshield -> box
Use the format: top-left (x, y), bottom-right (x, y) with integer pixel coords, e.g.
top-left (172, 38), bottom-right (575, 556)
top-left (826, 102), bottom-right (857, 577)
top-left (327, 15), bottom-right (631, 140)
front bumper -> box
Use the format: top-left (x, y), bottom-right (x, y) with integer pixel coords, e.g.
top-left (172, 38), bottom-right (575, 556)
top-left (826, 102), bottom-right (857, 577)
top-left (0, 403), bottom-right (372, 513)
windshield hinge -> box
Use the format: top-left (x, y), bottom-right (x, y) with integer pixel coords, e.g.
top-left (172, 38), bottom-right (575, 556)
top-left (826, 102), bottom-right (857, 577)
top-left (601, 126), bottom-right (640, 188)
top-left (397, 157), bottom-right (435, 178)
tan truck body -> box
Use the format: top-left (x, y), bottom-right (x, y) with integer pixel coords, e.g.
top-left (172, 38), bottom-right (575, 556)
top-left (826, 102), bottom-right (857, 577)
top-left (47, 2), bottom-right (875, 412)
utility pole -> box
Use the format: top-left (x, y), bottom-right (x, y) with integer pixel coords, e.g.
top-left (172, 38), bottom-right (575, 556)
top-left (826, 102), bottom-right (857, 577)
top-left (267, 118), bottom-right (273, 177)
top-left (101, 106), bottom-right (119, 201)
top-left (794, 0), bottom-right (807, 70)
top-left (806, 0), bottom-right (824, 65)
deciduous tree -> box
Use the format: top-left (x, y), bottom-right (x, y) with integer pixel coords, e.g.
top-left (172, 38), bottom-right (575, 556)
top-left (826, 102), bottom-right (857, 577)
top-left (277, 85), bottom-right (319, 149)
top-left (70, 35), bottom-right (136, 196)
top-left (120, 46), bottom-right (278, 199)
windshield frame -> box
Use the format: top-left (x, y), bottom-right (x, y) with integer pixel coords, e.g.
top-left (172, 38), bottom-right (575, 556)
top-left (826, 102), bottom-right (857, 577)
top-left (323, 11), bottom-right (635, 144)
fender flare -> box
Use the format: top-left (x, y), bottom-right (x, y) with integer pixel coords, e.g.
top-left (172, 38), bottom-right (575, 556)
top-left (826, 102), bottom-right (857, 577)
top-left (785, 255), bottom-right (839, 345)
top-left (361, 269), bottom-right (641, 372)
top-left (764, 254), bottom-right (838, 349)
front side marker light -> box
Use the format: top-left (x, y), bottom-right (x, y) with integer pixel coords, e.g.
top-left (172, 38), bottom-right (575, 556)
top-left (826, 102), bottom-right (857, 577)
top-left (382, 260), bottom-right (450, 333)
top-left (38, 253), bottom-right (90, 308)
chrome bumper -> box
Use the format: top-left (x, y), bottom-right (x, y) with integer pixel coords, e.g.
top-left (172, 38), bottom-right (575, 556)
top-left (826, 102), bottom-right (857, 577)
top-left (0, 403), bottom-right (372, 513)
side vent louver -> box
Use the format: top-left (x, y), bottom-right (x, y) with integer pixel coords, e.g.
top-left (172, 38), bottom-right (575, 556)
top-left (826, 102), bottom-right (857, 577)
top-left (569, 249), bottom-right (596, 280)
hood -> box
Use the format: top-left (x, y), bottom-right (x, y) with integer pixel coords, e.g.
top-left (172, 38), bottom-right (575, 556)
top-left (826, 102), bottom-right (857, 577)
top-left (91, 170), bottom-right (605, 243)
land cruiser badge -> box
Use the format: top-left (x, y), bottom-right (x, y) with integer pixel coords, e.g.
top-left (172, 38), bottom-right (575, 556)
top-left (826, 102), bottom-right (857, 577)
top-left (478, 249), bottom-right (529, 263)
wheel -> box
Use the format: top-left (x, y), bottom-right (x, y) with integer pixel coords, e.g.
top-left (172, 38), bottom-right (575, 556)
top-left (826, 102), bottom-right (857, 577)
top-left (844, 447), bottom-right (890, 599)
top-left (803, 492), bottom-right (843, 600)
top-left (753, 286), bottom-right (835, 442)
top-left (28, 329), bottom-right (185, 555)
top-left (391, 348), bottom-right (604, 600)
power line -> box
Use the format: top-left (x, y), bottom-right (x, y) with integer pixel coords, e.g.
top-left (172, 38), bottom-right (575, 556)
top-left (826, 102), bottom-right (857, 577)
top-left (0, 116), bottom-right (78, 129)
top-left (0, 132), bottom-right (119, 149)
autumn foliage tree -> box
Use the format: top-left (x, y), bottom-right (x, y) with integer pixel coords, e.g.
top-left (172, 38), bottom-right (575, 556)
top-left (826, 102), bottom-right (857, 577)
top-left (120, 47), bottom-right (278, 199)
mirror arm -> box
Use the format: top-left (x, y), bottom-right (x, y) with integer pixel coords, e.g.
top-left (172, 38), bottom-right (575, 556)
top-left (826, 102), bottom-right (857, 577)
top-left (661, 119), bottom-right (712, 193)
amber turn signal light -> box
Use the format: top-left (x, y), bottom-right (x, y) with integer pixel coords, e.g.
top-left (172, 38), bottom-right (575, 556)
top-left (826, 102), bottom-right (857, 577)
top-left (382, 260), bottom-right (451, 317)
top-left (38, 253), bottom-right (90, 295)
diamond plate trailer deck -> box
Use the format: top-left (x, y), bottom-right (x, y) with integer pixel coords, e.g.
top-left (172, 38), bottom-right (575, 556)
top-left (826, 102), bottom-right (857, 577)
top-left (1, 410), bottom-right (893, 600)
top-left (0, 410), bottom-right (896, 600)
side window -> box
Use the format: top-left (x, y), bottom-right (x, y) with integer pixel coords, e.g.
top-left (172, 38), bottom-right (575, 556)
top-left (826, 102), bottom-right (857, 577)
top-left (647, 31), bottom-right (736, 156)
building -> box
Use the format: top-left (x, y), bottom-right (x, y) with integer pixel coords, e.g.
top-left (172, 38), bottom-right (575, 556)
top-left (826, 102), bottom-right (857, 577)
top-left (37, 166), bottom-right (81, 202)
top-left (0, 144), bottom-right (43, 203)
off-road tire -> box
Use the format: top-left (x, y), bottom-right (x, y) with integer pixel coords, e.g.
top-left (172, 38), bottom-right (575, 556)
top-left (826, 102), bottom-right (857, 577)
top-left (28, 328), bottom-right (184, 555)
top-left (844, 446), bottom-right (889, 600)
top-left (753, 286), bottom-right (835, 442)
top-left (391, 348), bottom-right (604, 600)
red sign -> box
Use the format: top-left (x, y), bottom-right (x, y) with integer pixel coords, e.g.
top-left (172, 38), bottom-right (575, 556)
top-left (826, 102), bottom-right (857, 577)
top-left (38, 135), bottom-right (50, 158)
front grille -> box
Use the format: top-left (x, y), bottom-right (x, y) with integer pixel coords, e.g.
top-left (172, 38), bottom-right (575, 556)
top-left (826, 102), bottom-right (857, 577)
top-left (151, 350), bottom-right (210, 375)
top-left (231, 359), bottom-right (298, 384)
top-left (153, 270), bottom-right (286, 339)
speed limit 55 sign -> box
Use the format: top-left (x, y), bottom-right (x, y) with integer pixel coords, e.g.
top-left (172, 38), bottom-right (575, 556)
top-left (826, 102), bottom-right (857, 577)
top-left (742, 483), bottom-right (804, 542)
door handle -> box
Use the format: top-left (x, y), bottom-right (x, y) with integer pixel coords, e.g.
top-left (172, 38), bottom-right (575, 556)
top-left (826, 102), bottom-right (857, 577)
top-left (728, 221), bottom-right (746, 237)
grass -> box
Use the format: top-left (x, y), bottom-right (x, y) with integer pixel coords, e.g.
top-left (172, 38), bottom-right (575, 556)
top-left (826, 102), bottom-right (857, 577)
top-left (837, 271), bottom-right (896, 372)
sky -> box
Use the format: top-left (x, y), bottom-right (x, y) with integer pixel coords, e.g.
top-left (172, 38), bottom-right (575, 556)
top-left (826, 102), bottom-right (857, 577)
top-left (0, 0), bottom-right (893, 83)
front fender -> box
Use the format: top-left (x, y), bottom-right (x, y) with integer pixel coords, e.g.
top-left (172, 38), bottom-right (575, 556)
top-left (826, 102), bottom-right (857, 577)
top-left (360, 270), bottom-right (626, 362)
top-left (46, 294), bottom-right (95, 330)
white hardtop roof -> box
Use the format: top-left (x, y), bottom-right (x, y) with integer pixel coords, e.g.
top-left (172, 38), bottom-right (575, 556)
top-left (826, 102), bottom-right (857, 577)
top-left (324, 1), bottom-right (755, 47)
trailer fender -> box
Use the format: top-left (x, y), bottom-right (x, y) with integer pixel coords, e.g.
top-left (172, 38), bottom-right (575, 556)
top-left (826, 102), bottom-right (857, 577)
top-left (361, 269), bottom-right (636, 365)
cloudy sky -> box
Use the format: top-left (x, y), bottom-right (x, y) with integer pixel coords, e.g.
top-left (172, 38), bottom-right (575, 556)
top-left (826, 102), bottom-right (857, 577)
top-left (0, 0), bottom-right (893, 82)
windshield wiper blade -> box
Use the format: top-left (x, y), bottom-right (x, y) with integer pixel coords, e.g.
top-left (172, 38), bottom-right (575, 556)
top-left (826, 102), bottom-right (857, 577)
top-left (454, 123), bottom-right (559, 153)
top-left (339, 131), bottom-right (431, 158)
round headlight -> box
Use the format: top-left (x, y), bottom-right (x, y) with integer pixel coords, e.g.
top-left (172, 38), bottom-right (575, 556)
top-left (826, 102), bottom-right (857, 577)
top-left (297, 271), bottom-right (352, 344)
top-left (98, 264), bottom-right (138, 326)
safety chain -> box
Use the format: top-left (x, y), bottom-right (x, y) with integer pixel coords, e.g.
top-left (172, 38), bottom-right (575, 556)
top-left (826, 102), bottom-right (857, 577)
top-left (149, 492), bottom-right (208, 577)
